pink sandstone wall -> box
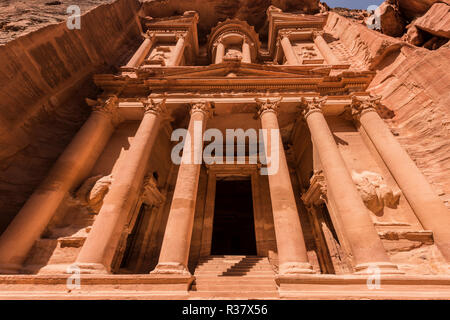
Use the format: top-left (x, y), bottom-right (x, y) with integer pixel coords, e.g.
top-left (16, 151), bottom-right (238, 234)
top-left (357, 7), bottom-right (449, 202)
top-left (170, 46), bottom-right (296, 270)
top-left (324, 12), bottom-right (450, 210)
top-left (0, 0), bottom-right (142, 233)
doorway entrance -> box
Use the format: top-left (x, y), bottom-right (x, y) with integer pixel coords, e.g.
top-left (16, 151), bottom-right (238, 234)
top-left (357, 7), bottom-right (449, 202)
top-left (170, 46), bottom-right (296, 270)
top-left (210, 178), bottom-right (257, 255)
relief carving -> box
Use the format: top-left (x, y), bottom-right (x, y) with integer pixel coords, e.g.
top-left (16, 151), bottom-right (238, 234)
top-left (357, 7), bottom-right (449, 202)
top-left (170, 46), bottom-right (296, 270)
top-left (351, 170), bottom-right (401, 214)
top-left (76, 174), bottom-right (113, 214)
top-left (142, 175), bottom-right (165, 206)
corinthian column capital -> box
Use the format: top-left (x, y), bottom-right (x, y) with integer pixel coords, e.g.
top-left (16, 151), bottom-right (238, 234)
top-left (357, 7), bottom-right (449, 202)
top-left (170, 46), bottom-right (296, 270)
top-left (299, 97), bottom-right (327, 119)
top-left (312, 30), bottom-right (325, 40)
top-left (255, 97), bottom-right (283, 118)
top-left (347, 95), bottom-right (381, 121)
top-left (141, 98), bottom-right (167, 116)
top-left (91, 95), bottom-right (122, 126)
top-left (175, 32), bottom-right (187, 41)
top-left (190, 101), bottom-right (213, 118)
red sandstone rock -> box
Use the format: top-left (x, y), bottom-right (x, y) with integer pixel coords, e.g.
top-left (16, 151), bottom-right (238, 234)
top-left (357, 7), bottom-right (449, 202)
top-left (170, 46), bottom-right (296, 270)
top-left (379, 2), bottom-right (406, 37)
top-left (402, 25), bottom-right (425, 46)
top-left (397, 0), bottom-right (446, 20)
top-left (414, 2), bottom-right (450, 39)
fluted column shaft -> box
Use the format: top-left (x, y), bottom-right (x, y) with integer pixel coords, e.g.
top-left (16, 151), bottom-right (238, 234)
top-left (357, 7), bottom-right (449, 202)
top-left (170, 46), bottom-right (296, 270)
top-left (313, 32), bottom-right (340, 65)
top-left (75, 100), bottom-right (166, 273)
top-left (301, 98), bottom-right (400, 274)
top-left (125, 34), bottom-right (155, 68)
top-left (242, 40), bottom-right (252, 63)
top-left (214, 41), bottom-right (225, 64)
top-left (256, 98), bottom-right (313, 275)
top-left (168, 34), bottom-right (186, 67)
top-left (351, 96), bottom-right (450, 261)
top-left (280, 34), bottom-right (299, 65)
top-left (152, 102), bottom-right (211, 275)
top-left (0, 97), bottom-right (120, 273)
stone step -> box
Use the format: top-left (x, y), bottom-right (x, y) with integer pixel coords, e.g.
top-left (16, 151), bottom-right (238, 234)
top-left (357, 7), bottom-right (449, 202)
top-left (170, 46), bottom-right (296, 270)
top-left (195, 265), bottom-right (274, 270)
top-left (195, 271), bottom-right (274, 275)
top-left (192, 283), bottom-right (277, 291)
top-left (194, 277), bottom-right (275, 282)
top-left (189, 291), bottom-right (279, 299)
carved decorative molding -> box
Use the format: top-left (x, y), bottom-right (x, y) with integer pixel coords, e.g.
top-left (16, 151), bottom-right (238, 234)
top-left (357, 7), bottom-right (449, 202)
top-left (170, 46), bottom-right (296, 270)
top-left (190, 101), bottom-right (213, 117)
top-left (301, 170), bottom-right (327, 207)
top-left (298, 96), bottom-right (327, 119)
top-left (141, 98), bottom-right (167, 116)
top-left (346, 95), bottom-right (381, 121)
top-left (255, 97), bottom-right (283, 118)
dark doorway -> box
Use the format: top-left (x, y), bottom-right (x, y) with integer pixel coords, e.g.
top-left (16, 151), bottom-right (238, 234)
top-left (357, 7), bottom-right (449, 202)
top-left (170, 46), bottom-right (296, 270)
top-left (211, 178), bottom-right (257, 255)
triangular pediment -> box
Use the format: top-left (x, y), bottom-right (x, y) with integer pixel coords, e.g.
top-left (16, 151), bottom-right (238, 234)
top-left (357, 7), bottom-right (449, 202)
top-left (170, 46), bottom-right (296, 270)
top-left (138, 62), bottom-right (331, 80)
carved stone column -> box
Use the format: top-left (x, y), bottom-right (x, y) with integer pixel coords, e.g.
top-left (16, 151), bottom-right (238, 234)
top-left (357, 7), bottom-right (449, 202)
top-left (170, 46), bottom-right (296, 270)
top-left (0, 97), bottom-right (121, 274)
top-left (279, 31), bottom-right (300, 65)
top-left (125, 32), bottom-right (155, 68)
top-left (168, 33), bottom-right (186, 66)
top-left (256, 98), bottom-right (313, 275)
top-left (312, 31), bottom-right (340, 65)
top-left (151, 102), bottom-right (212, 275)
top-left (75, 99), bottom-right (167, 274)
top-left (242, 37), bottom-right (252, 63)
top-left (214, 38), bottom-right (225, 64)
top-left (350, 96), bottom-right (450, 261)
top-left (300, 98), bottom-right (400, 274)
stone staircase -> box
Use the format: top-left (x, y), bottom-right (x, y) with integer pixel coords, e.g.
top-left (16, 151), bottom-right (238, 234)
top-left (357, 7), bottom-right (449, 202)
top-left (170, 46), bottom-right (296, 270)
top-left (190, 256), bottom-right (279, 299)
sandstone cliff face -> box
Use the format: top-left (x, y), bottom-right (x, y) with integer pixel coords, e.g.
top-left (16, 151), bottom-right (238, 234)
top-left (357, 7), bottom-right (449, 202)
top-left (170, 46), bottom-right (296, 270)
top-left (324, 12), bottom-right (450, 210)
top-left (0, 0), bottom-right (116, 45)
top-left (140, 0), bottom-right (320, 42)
top-left (0, 0), bottom-right (142, 232)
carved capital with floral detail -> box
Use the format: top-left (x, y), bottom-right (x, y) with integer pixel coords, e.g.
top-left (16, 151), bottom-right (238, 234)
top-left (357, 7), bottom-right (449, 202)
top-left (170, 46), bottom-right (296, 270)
top-left (175, 32), bottom-right (187, 41)
top-left (141, 98), bottom-right (167, 116)
top-left (298, 97), bottom-right (327, 119)
top-left (312, 30), bottom-right (324, 40)
top-left (255, 97), bottom-right (283, 118)
top-left (190, 101), bottom-right (213, 118)
top-left (90, 95), bottom-right (122, 127)
top-left (347, 95), bottom-right (381, 121)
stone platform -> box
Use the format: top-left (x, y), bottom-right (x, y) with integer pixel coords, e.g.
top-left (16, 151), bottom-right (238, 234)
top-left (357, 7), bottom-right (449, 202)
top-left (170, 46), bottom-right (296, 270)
top-left (0, 274), bottom-right (449, 300)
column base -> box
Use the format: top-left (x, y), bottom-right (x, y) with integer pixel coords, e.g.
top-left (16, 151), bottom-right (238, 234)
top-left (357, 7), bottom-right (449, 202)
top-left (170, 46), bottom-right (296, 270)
top-left (279, 262), bottom-right (315, 275)
top-left (72, 262), bottom-right (110, 275)
top-left (355, 262), bottom-right (404, 275)
top-left (0, 263), bottom-right (22, 274)
top-left (150, 262), bottom-right (191, 276)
